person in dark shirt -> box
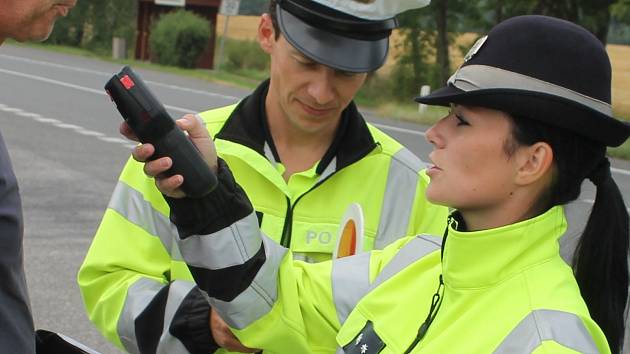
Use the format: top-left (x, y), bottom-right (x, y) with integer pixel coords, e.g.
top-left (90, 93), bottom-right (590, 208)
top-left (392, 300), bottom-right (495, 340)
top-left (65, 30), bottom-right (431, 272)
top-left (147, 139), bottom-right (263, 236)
top-left (0, 1), bottom-right (77, 352)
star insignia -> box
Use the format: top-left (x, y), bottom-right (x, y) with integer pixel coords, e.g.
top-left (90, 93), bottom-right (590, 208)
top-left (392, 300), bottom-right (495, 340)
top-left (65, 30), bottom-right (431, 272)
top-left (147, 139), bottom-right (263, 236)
top-left (360, 344), bottom-right (369, 354)
top-left (355, 333), bottom-right (364, 346)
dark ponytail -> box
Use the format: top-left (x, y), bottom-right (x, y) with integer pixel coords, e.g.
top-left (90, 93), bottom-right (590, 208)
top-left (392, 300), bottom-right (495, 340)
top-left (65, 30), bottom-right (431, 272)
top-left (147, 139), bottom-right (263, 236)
top-left (509, 115), bottom-right (629, 353)
top-left (573, 159), bottom-right (629, 354)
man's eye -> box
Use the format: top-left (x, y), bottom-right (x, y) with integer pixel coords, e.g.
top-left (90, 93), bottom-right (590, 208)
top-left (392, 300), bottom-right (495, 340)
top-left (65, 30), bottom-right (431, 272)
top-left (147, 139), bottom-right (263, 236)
top-left (338, 70), bottom-right (357, 77)
top-left (296, 58), bottom-right (316, 67)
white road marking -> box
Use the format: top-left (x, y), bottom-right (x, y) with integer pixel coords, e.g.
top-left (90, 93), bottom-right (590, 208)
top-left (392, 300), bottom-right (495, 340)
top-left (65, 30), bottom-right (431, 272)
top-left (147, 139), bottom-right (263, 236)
top-left (34, 117), bottom-right (61, 124)
top-left (55, 123), bottom-right (84, 130)
top-left (372, 122), bottom-right (426, 137)
top-left (0, 102), bottom-right (133, 150)
top-left (0, 67), bottom-right (198, 114)
top-left (0, 54), bottom-right (239, 100)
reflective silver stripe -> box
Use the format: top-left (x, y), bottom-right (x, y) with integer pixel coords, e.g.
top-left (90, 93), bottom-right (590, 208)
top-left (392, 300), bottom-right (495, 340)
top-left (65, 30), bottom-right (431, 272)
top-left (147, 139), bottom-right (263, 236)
top-left (108, 181), bottom-right (181, 260)
top-left (448, 65), bottom-right (613, 116)
top-left (211, 234), bottom-right (288, 329)
top-left (118, 279), bottom-right (199, 354)
top-left (179, 212), bottom-right (263, 269)
top-left (372, 235), bottom-right (441, 289)
top-left (374, 149), bottom-right (423, 249)
top-left (332, 235), bottom-right (441, 326)
top-left (156, 281), bottom-right (196, 354)
top-left (493, 309), bottom-right (600, 354)
top-left (318, 157), bottom-right (337, 183)
top-left (335, 347), bottom-right (344, 354)
top-left (332, 252), bottom-right (372, 324)
top-left (118, 278), bottom-right (164, 354)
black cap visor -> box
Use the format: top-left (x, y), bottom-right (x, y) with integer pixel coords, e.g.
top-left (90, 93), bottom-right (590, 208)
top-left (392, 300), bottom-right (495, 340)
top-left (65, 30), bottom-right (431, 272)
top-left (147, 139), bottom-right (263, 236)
top-left (277, 6), bottom-right (389, 73)
top-left (416, 85), bottom-right (630, 147)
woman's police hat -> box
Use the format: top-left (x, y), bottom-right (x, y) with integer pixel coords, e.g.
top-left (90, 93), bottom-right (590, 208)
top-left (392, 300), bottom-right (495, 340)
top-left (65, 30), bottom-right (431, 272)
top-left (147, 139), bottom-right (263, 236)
top-left (416, 15), bottom-right (630, 147)
top-left (275, 0), bottom-right (429, 73)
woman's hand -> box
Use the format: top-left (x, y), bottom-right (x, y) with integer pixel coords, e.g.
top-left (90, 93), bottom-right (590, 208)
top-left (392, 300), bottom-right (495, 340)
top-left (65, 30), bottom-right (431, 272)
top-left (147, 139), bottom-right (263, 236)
top-left (121, 114), bottom-right (218, 198)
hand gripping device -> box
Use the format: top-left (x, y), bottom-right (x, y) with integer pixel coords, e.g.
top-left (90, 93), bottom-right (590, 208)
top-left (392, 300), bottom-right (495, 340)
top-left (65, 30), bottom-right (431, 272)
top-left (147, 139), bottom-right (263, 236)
top-left (105, 66), bottom-right (217, 198)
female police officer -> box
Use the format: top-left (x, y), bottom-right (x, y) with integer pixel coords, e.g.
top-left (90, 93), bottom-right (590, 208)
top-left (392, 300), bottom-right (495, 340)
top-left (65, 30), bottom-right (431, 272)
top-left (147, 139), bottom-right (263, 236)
top-left (135, 15), bottom-right (629, 353)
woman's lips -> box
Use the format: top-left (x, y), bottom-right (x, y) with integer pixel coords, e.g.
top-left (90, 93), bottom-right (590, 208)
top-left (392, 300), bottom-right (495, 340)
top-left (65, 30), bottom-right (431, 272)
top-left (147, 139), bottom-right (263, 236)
top-left (426, 164), bottom-right (442, 178)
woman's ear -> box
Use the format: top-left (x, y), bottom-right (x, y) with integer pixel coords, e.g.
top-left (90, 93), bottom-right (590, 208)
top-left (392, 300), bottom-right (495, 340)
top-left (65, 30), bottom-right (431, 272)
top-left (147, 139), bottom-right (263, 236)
top-left (514, 142), bottom-right (554, 186)
top-left (258, 13), bottom-right (276, 54)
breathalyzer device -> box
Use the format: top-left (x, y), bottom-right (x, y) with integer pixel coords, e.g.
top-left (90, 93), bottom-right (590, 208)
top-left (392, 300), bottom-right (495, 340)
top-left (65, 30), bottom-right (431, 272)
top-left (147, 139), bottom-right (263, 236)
top-left (105, 66), bottom-right (217, 198)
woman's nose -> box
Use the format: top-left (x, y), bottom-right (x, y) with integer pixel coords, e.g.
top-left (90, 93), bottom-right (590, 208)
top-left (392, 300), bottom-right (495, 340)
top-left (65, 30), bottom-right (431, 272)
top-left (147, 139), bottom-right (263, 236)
top-left (425, 119), bottom-right (444, 148)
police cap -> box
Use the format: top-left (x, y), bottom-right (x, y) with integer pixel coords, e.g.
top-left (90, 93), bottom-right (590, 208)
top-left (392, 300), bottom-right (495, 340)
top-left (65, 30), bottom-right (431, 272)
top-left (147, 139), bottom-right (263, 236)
top-left (275, 0), bottom-right (429, 73)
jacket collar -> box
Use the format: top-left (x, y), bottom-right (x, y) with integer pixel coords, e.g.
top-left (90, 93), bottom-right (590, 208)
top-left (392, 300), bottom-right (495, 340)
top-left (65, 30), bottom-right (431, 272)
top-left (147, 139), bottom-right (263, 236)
top-left (215, 79), bottom-right (377, 174)
top-left (442, 206), bottom-right (567, 289)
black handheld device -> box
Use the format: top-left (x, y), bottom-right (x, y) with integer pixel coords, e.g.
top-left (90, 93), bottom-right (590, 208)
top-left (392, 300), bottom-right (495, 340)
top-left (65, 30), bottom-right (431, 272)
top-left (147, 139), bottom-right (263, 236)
top-left (105, 66), bottom-right (217, 198)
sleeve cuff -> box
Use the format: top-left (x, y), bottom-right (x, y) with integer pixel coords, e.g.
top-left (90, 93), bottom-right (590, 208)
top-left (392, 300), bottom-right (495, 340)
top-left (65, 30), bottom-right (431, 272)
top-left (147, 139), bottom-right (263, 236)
top-left (166, 158), bottom-right (253, 238)
top-left (169, 287), bottom-right (220, 353)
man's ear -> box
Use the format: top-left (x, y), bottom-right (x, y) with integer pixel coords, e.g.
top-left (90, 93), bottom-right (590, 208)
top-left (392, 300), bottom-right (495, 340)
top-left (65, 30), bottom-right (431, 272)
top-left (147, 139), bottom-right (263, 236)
top-left (514, 142), bottom-right (554, 186)
top-left (258, 13), bottom-right (276, 54)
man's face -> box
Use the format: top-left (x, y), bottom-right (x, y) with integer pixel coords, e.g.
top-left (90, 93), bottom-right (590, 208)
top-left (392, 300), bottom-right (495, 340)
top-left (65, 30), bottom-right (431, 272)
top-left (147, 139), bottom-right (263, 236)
top-left (0, 0), bottom-right (77, 43)
top-left (259, 15), bottom-right (367, 135)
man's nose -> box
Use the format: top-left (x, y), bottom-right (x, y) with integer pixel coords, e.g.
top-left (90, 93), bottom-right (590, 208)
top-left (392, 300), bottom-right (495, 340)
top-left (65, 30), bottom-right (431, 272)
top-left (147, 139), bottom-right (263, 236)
top-left (307, 68), bottom-right (336, 105)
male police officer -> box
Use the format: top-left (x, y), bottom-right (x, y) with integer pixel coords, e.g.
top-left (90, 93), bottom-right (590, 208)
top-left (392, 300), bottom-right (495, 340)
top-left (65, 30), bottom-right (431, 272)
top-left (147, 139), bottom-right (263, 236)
top-left (78, 0), bottom-right (447, 353)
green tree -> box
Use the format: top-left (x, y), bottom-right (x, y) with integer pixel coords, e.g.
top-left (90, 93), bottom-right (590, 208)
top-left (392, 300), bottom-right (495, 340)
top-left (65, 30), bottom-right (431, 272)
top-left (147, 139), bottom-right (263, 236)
top-left (47, 0), bottom-right (136, 54)
top-left (481, 0), bottom-right (616, 44)
top-left (150, 10), bottom-right (212, 68)
top-left (612, 0), bottom-right (630, 22)
top-left (396, 1), bottom-right (481, 92)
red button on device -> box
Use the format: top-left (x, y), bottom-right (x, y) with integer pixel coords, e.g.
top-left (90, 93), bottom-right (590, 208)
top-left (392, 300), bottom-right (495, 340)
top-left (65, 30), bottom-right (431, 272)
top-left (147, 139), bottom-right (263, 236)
top-left (120, 75), bottom-right (135, 90)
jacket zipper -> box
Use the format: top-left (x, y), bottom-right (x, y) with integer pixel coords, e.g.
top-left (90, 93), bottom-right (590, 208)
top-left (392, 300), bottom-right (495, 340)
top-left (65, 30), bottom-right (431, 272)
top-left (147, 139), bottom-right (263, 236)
top-left (278, 172), bottom-right (340, 248)
top-left (403, 215), bottom-right (453, 353)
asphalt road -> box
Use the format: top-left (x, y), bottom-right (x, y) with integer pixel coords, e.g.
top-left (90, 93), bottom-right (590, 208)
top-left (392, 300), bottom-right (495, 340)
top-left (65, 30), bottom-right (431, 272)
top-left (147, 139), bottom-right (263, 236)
top-left (0, 44), bottom-right (628, 353)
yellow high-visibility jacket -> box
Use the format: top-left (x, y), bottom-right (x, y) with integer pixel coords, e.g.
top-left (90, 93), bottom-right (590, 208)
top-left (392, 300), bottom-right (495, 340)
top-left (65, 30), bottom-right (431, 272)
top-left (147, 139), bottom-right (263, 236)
top-left (78, 80), bottom-right (448, 353)
top-left (166, 173), bottom-right (609, 354)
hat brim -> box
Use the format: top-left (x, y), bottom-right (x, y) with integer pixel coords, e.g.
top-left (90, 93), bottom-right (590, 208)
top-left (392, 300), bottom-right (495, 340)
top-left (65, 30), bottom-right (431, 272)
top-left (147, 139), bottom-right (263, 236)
top-left (277, 7), bottom-right (389, 73)
top-left (416, 85), bottom-right (630, 147)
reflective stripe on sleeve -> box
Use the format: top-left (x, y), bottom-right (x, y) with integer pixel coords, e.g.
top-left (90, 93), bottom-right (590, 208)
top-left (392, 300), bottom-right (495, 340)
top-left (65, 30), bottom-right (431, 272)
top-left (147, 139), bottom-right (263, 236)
top-left (332, 235), bottom-right (442, 325)
top-left (178, 212), bottom-right (263, 269)
top-left (156, 281), bottom-right (197, 354)
top-left (117, 279), bottom-right (198, 354)
top-left (108, 181), bottom-right (181, 260)
top-left (117, 278), bottom-right (163, 354)
top-left (371, 235), bottom-right (441, 289)
top-left (332, 252), bottom-right (372, 324)
top-left (493, 309), bottom-right (600, 354)
top-left (210, 234), bottom-right (288, 329)
top-left (374, 149), bottom-right (422, 249)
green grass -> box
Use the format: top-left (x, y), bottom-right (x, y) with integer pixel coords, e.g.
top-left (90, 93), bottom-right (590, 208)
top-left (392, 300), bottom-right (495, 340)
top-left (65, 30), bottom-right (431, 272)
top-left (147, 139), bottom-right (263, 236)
top-left (9, 40), bottom-right (630, 160)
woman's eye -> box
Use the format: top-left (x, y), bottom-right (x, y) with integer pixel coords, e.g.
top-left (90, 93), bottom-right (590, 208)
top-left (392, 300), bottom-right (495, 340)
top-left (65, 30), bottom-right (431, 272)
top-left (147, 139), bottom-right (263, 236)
top-left (455, 114), bottom-right (469, 126)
